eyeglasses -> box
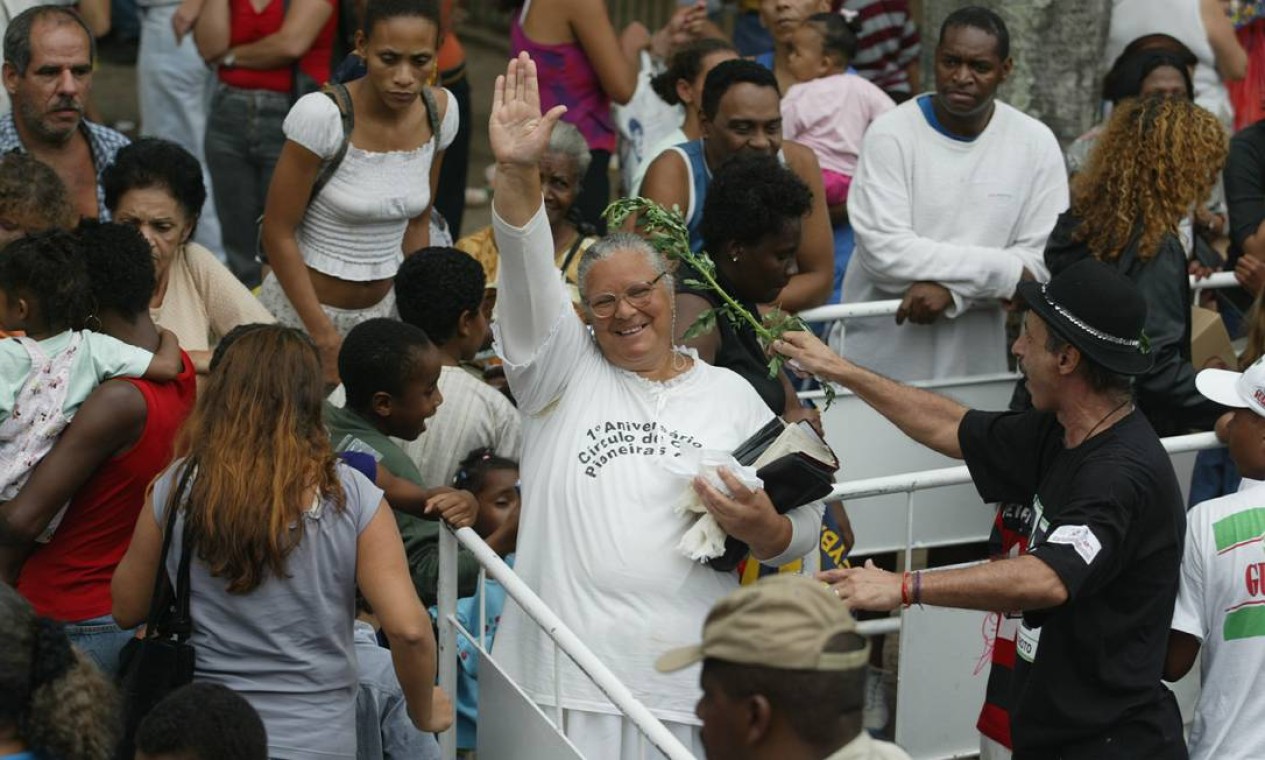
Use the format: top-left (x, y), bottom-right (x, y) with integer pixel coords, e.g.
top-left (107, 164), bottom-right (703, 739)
top-left (585, 272), bottom-right (666, 318)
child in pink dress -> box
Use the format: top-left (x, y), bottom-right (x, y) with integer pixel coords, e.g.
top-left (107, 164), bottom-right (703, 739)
top-left (782, 12), bottom-right (896, 217)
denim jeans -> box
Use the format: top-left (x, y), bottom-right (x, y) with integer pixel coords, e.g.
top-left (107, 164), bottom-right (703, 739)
top-left (138, 4), bottom-right (224, 261)
top-left (65, 614), bottom-right (134, 681)
top-left (1189, 447), bottom-right (1241, 507)
top-left (204, 84), bottom-right (290, 288)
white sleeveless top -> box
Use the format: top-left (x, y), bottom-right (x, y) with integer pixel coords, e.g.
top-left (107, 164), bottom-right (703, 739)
top-left (1106, 0), bottom-right (1232, 126)
top-left (283, 89), bottom-right (459, 282)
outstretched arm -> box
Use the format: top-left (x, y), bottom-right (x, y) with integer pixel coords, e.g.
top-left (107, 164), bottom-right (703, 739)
top-left (822, 554), bottom-right (1068, 613)
top-left (773, 330), bottom-right (967, 458)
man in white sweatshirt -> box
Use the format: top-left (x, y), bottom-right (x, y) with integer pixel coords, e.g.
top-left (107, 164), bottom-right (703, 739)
top-left (833, 5), bottom-right (1068, 382)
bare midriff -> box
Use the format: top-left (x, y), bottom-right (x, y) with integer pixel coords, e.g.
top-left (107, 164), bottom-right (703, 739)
top-left (309, 267), bottom-right (395, 310)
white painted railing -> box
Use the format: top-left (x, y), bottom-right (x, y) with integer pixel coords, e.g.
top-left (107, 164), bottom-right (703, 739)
top-left (797, 271), bottom-right (1239, 325)
top-left (435, 525), bottom-right (697, 760)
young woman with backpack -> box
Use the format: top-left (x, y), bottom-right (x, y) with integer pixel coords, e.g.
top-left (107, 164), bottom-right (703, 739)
top-left (258, 0), bottom-right (457, 385)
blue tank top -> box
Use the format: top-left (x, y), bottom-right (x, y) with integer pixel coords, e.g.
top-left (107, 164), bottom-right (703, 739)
top-left (671, 139), bottom-right (711, 252)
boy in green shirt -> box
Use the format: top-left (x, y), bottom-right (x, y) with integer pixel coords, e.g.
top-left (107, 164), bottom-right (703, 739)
top-left (326, 318), bottom-right (514, 605)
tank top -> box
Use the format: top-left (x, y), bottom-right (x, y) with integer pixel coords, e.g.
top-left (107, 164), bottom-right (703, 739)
top-left (1106, 0), bottom-right (1232, 124)
top-left (510, 0), bottom-right (616, 153)
top-left (17, 353), bottom-right (198, 621)
top-left (670, 139), bottom-right (712, 252)
top-left (670, 138), bottom-right (787, 253)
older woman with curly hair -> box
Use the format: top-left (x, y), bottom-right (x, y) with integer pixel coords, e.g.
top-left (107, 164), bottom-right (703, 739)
top-left (0, 584), bottom-right (118, 760)
top-left (1043, 94), bottom-right (1229, 436)
top-left (104, 139), bottom-right (275, 375)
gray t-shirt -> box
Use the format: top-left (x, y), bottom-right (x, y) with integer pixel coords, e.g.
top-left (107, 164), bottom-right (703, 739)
top-left (154, 460), bottom-right (383, 760)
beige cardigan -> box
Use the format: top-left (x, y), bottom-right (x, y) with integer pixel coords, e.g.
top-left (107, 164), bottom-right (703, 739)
top-left (150, 242), bottom-right (275, 351)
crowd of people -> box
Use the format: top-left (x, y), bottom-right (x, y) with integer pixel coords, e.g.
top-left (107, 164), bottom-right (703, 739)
top-left (4, 0), bottom-right (1265, 758)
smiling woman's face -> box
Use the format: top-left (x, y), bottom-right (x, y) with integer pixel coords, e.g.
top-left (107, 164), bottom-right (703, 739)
top-left (582, 248), bottom-right (674, 375)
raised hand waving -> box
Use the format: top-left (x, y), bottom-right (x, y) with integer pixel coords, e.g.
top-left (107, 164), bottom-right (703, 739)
top-left (490, 52), bottom-right (568, 169)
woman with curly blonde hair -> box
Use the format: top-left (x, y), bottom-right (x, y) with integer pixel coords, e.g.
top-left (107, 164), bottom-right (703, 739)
top-left (112, 325), bottom-right (451, 759)
top-left (0, 584), bottom-right (118, 760)
top-left (1042, 94), bottom-right (1229, 436)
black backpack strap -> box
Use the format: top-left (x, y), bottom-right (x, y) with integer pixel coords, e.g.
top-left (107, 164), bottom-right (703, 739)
top-left (309, 82), bottom-right (355, 204)
top-left (559, 233), bottom-right (586, 278)
top-left (421, 85), bottom-right (442, 148)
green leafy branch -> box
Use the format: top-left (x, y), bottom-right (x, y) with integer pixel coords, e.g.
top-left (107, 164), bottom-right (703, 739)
top-left (604, 197), bottom-right (835, 408)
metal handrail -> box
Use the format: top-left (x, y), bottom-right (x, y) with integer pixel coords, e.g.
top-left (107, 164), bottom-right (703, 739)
top-left (436, 525), bottom-right (697, 760)
top-left (829, 431), bottom-right (1219, 501)
top-left (799, 271), bottom-right (1240, 325)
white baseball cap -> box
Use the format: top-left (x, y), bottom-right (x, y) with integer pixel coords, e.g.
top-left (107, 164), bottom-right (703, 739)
top-left (1196, 356), bottom-right (1265, 418)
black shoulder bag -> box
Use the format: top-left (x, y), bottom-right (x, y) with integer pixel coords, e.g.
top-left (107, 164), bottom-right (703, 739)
top-left (116, 464), bottom-right (198, 757)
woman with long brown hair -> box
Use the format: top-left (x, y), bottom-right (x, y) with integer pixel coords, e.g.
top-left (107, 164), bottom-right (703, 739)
top-left (111, 325), bottom-right (451, 759)
top-left (1043, 94), bottom-right (1229, 436)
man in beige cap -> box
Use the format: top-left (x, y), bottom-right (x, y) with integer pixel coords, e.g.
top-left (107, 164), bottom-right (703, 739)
top-left (657, 575), bottom-right (911, 760)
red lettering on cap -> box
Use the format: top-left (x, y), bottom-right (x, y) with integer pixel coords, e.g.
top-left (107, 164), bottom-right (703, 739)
top-left (1255, 388), bottom-right (1265, 407)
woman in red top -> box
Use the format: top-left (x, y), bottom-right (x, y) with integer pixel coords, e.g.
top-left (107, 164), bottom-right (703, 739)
top-left (193, 0), bottom-right (339, 289)
top-left (4, 223), bottom-right (197, 681)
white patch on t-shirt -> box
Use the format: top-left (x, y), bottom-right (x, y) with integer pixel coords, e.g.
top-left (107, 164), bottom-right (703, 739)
top-left (1046, 524), bottom-right (1102, 565)
top-left (1017, 622), bottom-right (1042, 663)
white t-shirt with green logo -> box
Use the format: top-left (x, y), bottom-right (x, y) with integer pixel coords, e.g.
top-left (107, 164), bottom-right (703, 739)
top-left (1173, 478), bottom-right (1265, 760)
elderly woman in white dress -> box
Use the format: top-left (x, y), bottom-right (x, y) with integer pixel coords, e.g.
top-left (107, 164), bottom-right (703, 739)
top-left (488, 52), bottom-right (824, 758)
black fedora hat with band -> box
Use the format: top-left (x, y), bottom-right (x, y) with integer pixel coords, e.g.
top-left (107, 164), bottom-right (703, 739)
top-left (1016, 257), bottom-right (1153, 376)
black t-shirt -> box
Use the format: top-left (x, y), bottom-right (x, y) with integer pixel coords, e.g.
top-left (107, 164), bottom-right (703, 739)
top-left (958, 408), bottom-right (1186, 755)
top-left (1226, 120), bottom-right (1265, 265)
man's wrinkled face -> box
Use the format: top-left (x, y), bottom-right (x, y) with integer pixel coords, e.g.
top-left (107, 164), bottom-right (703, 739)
top-left (5, 18), bottom-right (92, 145)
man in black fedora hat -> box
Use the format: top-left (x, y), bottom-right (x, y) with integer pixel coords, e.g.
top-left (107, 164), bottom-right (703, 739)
top-left (771, 257), bottom-right (1189, 758)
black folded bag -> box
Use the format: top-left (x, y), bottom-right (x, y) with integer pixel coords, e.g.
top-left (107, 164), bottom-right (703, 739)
top-left (706, 419), bottom-right (839, 572)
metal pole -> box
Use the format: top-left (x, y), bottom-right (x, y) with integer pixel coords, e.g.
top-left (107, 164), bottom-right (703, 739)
top-left (452, 527), bottom-right (698, 760)
top-left (437, 526), bottom-right (459, 759)
top-left (799, 272), bottom-right (1237, 326)
top-left (829, 431), bottom-right (1220, 501)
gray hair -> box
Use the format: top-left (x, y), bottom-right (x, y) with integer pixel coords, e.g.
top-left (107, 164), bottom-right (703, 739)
top-left (577, 232), bottom-right (672, 307)
top-left (546, 121), bottom-right (592, 183)
top-left (4, 6), bottom-right (96, 74)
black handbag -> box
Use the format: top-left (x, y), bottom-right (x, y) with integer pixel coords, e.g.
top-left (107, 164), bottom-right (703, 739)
top-left (116, 465), bottom-right (197, 756)
top-left (707, 418), bottom-right (840, 572)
